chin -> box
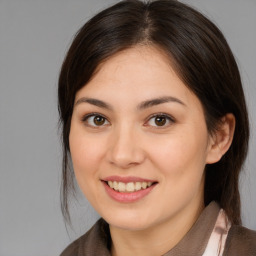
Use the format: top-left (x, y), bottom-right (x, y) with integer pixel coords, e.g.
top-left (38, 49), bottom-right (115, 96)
top-left (109, 219), bottom-right (151, 231)
top-left (101, 209), bottom-right (158, 231)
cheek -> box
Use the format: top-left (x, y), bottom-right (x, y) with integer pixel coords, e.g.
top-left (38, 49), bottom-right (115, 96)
top-left (69, 128), bottom-right (105, 179)
top-left (147, 133), bottom-right (207, 209)
top-left (69, 133), bottom-right (107, 202)
top-left (148, 131), bottom-right (208, 178)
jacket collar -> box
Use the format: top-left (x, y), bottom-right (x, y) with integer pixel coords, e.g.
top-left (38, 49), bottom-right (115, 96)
top-left (79, 202), bottom-right (220, 256)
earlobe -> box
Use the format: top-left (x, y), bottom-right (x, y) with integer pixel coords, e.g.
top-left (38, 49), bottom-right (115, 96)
top-left (206, 113), bottom-right (236, 164)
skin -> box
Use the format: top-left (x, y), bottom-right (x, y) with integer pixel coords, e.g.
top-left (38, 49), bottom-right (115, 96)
top-left (69, 46), bottom-right (235, 256)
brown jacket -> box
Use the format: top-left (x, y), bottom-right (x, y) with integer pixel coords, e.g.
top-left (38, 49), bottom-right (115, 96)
top-left (60, 202), bottom-right (256, 256)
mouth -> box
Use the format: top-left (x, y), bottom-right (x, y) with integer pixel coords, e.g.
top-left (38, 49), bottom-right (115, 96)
top-left (105, 180), bottom-right (156, 193)
top-left (101, 176), bottom-right (158, 202)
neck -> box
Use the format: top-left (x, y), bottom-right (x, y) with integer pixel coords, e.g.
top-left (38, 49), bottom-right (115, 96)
top-left (110, 199), bottom-right (204, 256)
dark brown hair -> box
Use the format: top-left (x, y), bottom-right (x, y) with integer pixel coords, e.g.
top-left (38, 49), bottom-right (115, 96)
top-left (58, 0), bottom-right (249, 225)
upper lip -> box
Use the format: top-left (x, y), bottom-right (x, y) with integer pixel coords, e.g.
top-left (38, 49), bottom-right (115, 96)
top-left (102, 176), bottom-right (157, 183)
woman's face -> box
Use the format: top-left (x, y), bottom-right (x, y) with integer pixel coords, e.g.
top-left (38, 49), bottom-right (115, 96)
top-left (69, 46), bottom-right (215, 231)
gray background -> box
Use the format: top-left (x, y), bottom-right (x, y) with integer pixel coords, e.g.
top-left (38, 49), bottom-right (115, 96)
top-left (0, 0), bottom-right (255, 255)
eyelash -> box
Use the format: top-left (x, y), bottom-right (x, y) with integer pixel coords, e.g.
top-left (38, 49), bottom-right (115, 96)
top-left (145, 113), bottom-right (175, 128)
top-left (81, 113), bottom-right (110, 128)
top-left (81, 112), bottom-right (175, 128)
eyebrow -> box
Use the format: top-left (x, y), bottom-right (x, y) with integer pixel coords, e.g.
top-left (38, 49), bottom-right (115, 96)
top-left (137, 96), bottom-right (186, 110)
top-left (75, 97), bottom-right (113, 110)
top-left (75, 96), bottom-right (186, 110)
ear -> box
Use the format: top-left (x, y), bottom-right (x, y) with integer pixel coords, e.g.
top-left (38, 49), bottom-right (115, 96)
top-left (206, 113), bottom-right (235, 164)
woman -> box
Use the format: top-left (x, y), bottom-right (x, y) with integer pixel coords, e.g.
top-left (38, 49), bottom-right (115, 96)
top-left (58, 0), bottom-right (256, 255)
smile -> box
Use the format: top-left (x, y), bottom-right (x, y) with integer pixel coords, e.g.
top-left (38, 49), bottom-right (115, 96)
top-left (107, 181), bottom-right (153, 193)
top-left (102, 176), bottom-right (158, 203)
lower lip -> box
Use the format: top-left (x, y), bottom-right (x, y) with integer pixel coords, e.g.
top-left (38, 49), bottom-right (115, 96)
top-left (102, 181), bottom-right (157, 203)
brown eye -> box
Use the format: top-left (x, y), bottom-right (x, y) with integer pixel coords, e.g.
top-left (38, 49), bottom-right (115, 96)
top-left (146, 114), bottom-right (174, 128)
top-left (83, 114), bottom-right (110, 127)
top-left (94, 116), bottom-right (105, 126)
top-left (154, 116), bottom-right (166, 126)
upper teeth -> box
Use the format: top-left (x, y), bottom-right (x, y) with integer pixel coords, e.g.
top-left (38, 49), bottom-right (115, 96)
top-left (107, 181), bottom-right (153, 192)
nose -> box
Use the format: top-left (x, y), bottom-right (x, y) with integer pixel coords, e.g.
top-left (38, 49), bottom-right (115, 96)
top-left (107, 125), bottom-right (145, 169)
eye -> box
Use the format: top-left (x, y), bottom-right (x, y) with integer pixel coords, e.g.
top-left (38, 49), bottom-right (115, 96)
top-left (82, 114), bottom-right (110, 127)
top-left (146, 114), bottom-right (174, 127)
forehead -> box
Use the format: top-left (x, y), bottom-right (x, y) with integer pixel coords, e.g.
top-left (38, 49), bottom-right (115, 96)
top-left (88, 46), bottom-right (175, 86)
top-left (75, 46), bottom-right (199, 109)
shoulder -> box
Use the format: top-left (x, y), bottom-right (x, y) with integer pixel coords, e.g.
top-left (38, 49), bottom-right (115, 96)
top-left (60, 237), bottom-right (80, 256)
top-left (60, 219), bottom-right (110, 256)
top-left (224, 225), bottom-right (256, 255)
top-left (60, 228), bottom-right (92, 256)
